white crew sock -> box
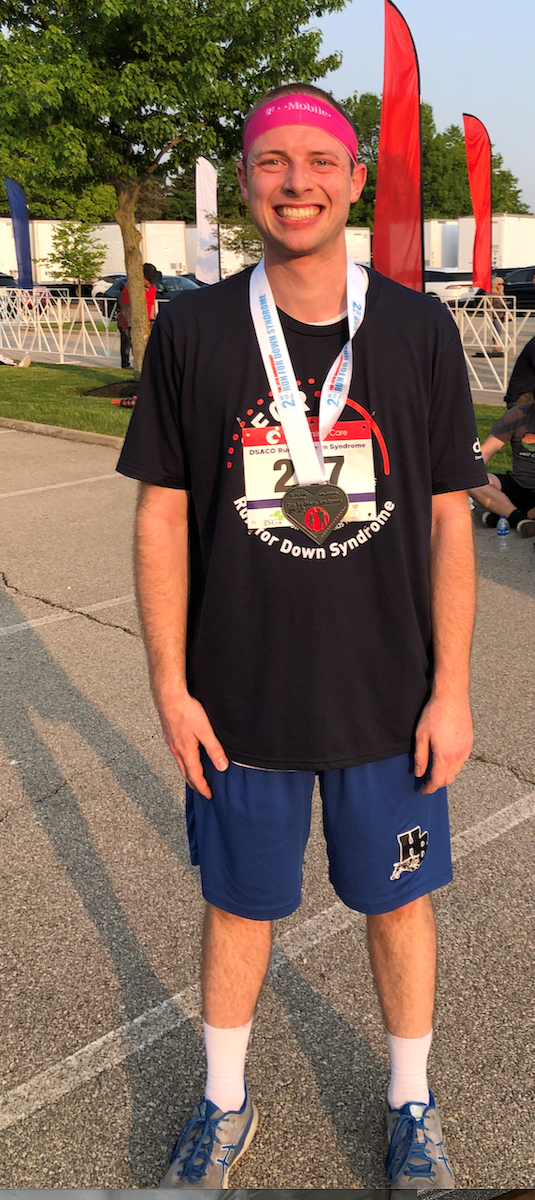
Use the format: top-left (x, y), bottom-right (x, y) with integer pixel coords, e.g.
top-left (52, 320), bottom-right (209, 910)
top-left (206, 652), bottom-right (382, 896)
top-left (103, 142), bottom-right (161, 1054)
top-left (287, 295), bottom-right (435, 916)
top-left (387, 1029), bottom-right (432, 1109)
top-left (203, 1018), bottom-right (252, 1113)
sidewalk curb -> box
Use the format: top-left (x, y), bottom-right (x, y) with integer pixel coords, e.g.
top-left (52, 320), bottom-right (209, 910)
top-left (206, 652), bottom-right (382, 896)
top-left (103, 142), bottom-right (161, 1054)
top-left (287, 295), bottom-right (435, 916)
top-left (0, 416), bottom-right (124, 450)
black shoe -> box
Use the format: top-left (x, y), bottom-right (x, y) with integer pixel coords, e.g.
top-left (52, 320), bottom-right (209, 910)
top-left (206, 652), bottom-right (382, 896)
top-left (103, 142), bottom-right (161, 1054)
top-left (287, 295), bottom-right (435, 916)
top-left (481, 511), bottom-right (499, 528)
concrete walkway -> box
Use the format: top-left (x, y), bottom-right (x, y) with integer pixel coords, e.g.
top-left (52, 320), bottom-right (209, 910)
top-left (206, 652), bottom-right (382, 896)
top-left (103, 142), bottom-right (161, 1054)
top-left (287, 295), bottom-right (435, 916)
top-left (0, 429), bottom-right (534, 1188)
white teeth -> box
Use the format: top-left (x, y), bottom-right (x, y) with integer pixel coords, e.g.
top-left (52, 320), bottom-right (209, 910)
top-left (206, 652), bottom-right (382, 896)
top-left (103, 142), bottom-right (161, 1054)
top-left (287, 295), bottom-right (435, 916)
top-left (278, 206), bottom-right (320, 219)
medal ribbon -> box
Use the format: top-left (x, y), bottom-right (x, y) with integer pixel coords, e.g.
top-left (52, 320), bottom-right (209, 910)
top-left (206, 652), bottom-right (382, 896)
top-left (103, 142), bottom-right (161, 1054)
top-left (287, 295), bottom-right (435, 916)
top-left (249, 257), bottom-right (367, 485)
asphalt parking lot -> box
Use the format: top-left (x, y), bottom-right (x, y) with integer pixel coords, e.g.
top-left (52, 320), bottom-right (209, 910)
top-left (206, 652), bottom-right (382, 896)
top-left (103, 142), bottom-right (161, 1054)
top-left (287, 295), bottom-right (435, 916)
top-left (0, 428), bottom-right (534, 1189)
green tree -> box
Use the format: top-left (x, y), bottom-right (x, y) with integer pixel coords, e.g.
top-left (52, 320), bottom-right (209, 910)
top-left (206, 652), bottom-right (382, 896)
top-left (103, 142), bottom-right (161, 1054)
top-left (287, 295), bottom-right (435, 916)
top-left (341, 94), bottom-right (530, 228)
top-left (342, 91), bottom-right (381, 228)
top-left (0, 171), bottom-right (118, 222)
top-left (37, 221), bottom-right (107, 306)
top-left (216, 218), bottom-right (263, 263)
top-left (421, 112), bottom-right (530, 219)
top-left (1, 0), bottom-right (345, 373)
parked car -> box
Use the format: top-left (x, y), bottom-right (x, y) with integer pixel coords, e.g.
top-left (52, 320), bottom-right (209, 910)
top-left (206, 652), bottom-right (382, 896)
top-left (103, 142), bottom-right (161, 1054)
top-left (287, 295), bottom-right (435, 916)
top-left (503, 266), bottom-right (535, 310)
top-left (100, 273), bottom-right (200, 317)
top-left (183, 272), bottom-right (210, 287)
top-left (0, 272), bottom-right (17, 287)
top-left (424, 269), bottom-right (478, 304)
top-left (91, 273), bottom-right (128, 300)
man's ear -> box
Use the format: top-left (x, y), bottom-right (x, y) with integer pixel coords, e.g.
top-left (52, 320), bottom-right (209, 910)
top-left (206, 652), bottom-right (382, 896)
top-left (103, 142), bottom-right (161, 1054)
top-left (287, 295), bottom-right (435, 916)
top-left (350, 161), bottom-right (367, 205)
top-left (236, 159), bottom-right (249, 203)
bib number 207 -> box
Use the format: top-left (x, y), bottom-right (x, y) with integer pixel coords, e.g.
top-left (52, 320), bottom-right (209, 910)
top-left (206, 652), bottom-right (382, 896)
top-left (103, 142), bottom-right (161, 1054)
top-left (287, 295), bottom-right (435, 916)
top-left (273, 455), bottom-right (343, 493)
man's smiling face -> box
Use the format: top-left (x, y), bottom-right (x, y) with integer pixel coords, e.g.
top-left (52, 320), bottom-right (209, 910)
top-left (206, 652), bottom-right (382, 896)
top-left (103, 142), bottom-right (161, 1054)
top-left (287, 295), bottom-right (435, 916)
top-left (237, 124), bottom-right (367, 260)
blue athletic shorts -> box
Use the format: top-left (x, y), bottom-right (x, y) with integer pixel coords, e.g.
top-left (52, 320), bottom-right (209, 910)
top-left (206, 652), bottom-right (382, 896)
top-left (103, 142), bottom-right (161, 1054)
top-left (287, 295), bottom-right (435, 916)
top-left (185, 751), bottom-right (453, 919)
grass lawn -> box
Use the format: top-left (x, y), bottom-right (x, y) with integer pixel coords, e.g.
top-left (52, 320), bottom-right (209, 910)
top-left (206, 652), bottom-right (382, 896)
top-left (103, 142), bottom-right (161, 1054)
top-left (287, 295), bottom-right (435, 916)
top-left (0, 363), bottom-right (134, 437)
top-left (0, 366), bottom-right (515, 462)
top-left (473, 403), bottom-right (512, 472)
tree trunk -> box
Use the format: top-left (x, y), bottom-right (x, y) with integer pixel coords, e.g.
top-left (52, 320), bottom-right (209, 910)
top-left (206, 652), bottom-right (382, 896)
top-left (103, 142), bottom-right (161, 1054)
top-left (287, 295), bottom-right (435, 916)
top-left (114, 180), bottom-right (149, 377)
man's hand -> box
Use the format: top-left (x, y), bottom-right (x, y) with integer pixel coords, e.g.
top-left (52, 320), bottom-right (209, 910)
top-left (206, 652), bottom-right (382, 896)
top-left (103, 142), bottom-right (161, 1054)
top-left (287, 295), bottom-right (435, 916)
top-left (135, 484), bottom-right (228, 799)
top-left (156, 688), bottom-right (229, 799)
top-left (414, 691), bottom-right (473, 794)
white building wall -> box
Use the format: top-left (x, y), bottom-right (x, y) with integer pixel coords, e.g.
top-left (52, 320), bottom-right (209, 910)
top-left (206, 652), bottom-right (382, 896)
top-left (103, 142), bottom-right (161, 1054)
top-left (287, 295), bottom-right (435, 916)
top-left (93, 223), bottom-right (124, 275)
top-left (459, 213), bottom-right (535, 271)
top-left (141, 221), bottom-right (187, 275)
top-left (458, 216), bottom-right (476, 272)
top-left (0, 218), bottom-right (188, 283)
top-left (0, 217), bottom-right (17, 277)
top-left (344, 227), bottom-right (371, 265)
top-left (424, 220), bottom-right (442, 267)
top-left (441, 221), bottom-right (459, 268)
top-left (498, 214), bottom-right (535, 266)
top-left (424, 219), bottom-right (459, 268)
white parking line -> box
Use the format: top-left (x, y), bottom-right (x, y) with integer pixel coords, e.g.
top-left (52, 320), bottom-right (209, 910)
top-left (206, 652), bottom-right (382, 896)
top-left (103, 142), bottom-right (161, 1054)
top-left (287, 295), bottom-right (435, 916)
top-left (0, 473), bottom-right (118, 500)
top-left (0, 788), bottom-right (533, 1133)
top-left (0, 594), bottom-right (136, 637)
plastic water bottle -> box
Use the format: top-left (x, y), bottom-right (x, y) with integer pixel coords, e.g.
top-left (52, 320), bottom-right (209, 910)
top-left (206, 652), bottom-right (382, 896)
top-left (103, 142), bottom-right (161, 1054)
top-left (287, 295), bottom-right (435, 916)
top-left (496, 515), bottom-right (510, 551)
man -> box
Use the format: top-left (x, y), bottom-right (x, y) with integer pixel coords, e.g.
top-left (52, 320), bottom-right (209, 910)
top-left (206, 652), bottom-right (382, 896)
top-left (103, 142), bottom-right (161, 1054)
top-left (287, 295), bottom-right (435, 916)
top-left (118, 262), bottom-right (158, 368)
top-left (117, 84), bottom-right (488, 1189)
top-left (504, 334), bottom-right (535, 408)
top-left (469, 398), bottom-right (535, 537)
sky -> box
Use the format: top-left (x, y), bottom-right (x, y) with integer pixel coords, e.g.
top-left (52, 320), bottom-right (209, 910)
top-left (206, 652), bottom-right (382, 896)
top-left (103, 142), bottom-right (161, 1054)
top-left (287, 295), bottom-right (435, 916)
top-left (313, 0), bottom-right (535, 213)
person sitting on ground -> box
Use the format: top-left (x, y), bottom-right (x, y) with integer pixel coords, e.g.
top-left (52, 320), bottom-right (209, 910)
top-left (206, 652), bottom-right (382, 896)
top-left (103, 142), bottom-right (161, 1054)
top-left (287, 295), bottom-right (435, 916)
top-left (469, 397), bottom-right (535, 537)
top-left (0, 353), bottom-right (31, 367)
top-left (504, 333), bottom-right (535, 408)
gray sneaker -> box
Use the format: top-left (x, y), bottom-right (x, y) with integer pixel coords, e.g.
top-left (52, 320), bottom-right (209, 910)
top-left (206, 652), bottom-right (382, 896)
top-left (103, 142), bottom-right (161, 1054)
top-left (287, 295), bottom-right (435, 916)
top-left (516, 518), bottom-right (535, 538)
top-left (385, 1090), bottom-right (455, 1187)
top-left (160, 1084), bottom-right (258, 1188)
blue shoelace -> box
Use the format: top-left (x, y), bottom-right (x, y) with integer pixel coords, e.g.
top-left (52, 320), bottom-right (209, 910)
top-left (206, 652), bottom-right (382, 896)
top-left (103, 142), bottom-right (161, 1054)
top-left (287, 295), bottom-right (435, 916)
top-left (170, 1099), bottom-right (221, 1182)
top-left (386, 1105), bottom-right (438, 1181)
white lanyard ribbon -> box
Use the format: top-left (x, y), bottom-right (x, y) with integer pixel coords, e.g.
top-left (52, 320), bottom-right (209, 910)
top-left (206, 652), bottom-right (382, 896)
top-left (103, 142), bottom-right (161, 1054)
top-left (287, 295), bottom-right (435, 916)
top-left (249, 257), bottom-right (366, 484)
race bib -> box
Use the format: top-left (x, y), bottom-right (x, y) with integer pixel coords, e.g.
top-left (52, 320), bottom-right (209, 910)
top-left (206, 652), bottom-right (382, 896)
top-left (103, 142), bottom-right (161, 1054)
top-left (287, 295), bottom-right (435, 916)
top-left (243, 418), bottom-right (377, 531)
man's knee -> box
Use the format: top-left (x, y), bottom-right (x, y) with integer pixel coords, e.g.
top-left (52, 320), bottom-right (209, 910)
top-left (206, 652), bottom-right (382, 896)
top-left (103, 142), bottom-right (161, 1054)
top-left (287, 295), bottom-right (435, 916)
top-left (205, 902), bottom-right (272, 930)
top-left (368, 892), bottom-right (434, 927)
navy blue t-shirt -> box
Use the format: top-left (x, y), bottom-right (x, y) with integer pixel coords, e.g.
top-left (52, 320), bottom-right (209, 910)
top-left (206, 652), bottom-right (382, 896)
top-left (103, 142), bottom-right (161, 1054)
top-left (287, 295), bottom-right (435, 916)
top-left (117, 267), bottom-right (487, 770)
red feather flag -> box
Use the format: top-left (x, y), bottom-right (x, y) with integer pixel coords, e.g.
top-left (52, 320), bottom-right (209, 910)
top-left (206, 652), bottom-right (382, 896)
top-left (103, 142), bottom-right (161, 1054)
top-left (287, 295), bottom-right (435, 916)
top-left (463, 114), bottom-right (492, 293)
top-left (374, 0), bottom-right (423, 291)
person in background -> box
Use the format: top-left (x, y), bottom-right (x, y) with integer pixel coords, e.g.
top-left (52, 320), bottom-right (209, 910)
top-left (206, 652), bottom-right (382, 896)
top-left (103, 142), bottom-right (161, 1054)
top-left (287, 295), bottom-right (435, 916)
top-left (491, 277), bottom-right (506, 354)
top-left (118, 263), bottom-right (159, 368)
top-left (469, 397), bottom-right (535, 537)
top-left (504, 334), bottom-right (535, 409)
top-left (0, 353), bottom-right (31, 367)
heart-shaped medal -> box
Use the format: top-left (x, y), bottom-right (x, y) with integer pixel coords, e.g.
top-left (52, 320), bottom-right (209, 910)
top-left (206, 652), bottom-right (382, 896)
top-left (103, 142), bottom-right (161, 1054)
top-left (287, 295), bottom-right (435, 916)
top-left (282, 483), bottom-right (348, 545)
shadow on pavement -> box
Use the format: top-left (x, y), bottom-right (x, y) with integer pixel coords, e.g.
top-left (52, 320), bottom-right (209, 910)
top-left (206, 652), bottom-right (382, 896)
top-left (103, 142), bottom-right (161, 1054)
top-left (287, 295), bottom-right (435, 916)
top-left (0, 583), bottom-right (388, 1187)
top-left (473, 519), bottom-right (535, 600)
top-left (270, 955), bottom-right (389, 1185)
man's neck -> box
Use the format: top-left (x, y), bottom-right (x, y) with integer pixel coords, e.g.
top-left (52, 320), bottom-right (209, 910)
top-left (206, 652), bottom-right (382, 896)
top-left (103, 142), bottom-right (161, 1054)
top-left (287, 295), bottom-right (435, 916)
top-left (263, 238), bottom-right (349, 324)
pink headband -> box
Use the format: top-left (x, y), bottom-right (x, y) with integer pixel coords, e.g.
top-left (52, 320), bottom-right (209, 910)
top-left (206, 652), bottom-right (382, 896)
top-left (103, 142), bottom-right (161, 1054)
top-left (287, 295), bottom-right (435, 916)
top-left (243, 94), bottom-right (358, 164)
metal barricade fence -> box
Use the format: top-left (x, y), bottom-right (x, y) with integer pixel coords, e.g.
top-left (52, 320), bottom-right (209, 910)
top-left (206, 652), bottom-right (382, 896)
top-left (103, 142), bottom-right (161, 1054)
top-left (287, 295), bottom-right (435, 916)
top-left (0, 288), bottom-right (122, 362)
top-left (2, 285), bottom-right (532, 383)
top-left (447, 293), bottom-right (535, 394)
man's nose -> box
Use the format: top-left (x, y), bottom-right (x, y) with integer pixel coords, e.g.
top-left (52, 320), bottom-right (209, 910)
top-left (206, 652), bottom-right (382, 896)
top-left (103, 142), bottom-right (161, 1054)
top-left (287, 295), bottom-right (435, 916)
top-left (281, 162), bottom-right (312, 194)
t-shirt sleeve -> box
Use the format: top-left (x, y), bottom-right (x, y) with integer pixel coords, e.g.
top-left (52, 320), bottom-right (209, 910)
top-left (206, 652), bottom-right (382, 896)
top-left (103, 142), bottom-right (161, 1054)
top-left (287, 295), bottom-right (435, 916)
top-left (428, 326), bottom-right (489, 493)
top-left (490, 405), bottom-right (524, 443)
top-left (116, 309), bottom-right (190, 489)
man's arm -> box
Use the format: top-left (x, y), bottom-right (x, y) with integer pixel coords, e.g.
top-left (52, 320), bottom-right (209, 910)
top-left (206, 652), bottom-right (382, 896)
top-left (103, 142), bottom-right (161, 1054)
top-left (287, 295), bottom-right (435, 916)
top-left (414, 490), bottom-right (476, 795)
top-left (135, 482), bottom-right (228, 798)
